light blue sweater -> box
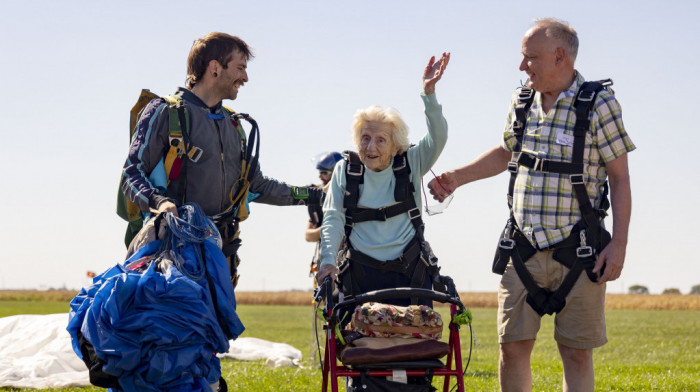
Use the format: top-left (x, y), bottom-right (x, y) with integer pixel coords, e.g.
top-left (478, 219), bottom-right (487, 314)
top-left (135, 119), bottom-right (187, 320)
top-left (320, 93), bottom-right (448, 268)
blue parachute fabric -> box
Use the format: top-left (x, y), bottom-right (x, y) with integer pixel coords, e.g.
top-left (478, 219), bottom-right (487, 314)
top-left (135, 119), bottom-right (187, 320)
top-left (67, 203), bottom-right (244, 392)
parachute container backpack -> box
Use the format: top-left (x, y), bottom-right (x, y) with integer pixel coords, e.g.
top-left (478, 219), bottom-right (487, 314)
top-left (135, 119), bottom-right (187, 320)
top-left (117, 89), bottom-right (249, 249)
top-left (67, 203), bottom-right (244, 392)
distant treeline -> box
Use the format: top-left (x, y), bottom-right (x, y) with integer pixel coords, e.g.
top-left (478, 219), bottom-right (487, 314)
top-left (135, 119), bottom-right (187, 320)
top-left (2, 290), bottom-right (699, 310)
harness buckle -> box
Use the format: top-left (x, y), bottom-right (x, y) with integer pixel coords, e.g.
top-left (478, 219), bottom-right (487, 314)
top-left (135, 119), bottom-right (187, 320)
top-left (533, 157), bottom-right (543, 171)
top-left (499, 238), bottom-right (515, 250)
top-left (577, 89), bottom-right (596, 102)
top-left (376, 207), bottom-right (387, 221)
top-left (423, 256), bottom-right (438, 268)
top-left (346, 163), bottom-right (364, 177)
top-left (576, 246), bottom-right (594, 258)
top-left (393, 154), bottom-right (407, 171)
top-left (569, 174), bottom-right (584, 185)
top-left (576, 229), bottom-right (593, 258)
top-left (507, 161), bottom-right (518, 173)
top-left (518, 87), bottom-right (534, 101)
top-left (512, 120), bottom-right (524, 130)
top-left (169, 136), bottom-right (185, 156)
top-left (420, 252), bottom-right (438, 268)
top-left (408, 207), bottom-right (421, 220)
top-left (187, 146), bottom-right (203, 163)
top-left (338, 258), bottom-right (350, 274)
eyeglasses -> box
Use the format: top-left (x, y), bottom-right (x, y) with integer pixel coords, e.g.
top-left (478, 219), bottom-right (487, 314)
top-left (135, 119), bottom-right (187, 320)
top-left (422, 169), bottom-right (454, 216)
top-left (318, 170), bottom-right (332, 177)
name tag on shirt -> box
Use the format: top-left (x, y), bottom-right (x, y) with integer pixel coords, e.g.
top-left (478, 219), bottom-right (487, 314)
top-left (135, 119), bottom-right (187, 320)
top-left (556, 130), bottom-right (574, 146)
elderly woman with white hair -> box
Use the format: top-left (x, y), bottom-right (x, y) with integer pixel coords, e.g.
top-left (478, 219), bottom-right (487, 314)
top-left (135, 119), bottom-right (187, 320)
top-left (315, 53), bottom-right (450, 307)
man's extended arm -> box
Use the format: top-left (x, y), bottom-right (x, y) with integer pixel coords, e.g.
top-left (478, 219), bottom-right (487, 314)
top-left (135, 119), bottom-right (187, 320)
top-left (428, 145), bottom-right (511, 200)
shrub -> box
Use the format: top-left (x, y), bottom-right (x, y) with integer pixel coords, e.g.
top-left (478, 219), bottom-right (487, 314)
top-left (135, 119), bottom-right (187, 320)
top-left (628, 285), bottom-right (649, 294)
top-left (662, 288), bottom-right (682, 295)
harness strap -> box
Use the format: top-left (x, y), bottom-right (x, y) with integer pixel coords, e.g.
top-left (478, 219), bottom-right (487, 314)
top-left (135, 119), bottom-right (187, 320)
top-left (339, 150), bottom-right (435, 304)
top-left (350, 200), bottom-right (415, 223)
top-left (514, 152), bottom-right (582, 174)
top-left (343, 151), bottom-right (364, 238)
top-left (210, 113), bottom-right (258, 288)
top-left (502, 79), bottom-right (613, 315)
top-left (342, 150), bottom-right (424, 239)
top-left (165, 102), bottom-right (190, 204)
top-left (347, 238), bottom-right (422, 275)
top-left (509, 228), bottom-right (592, 316)
top-left (507, 87), bottom-right (535, 207)
top-left (392, 152), bottom-right (413, 202)
top-left (570, 80), bottom-right (612, 247)
top-left (308, 202), bottom-right (323, 228)
top-left (342, 238), bottom-right (438, 304)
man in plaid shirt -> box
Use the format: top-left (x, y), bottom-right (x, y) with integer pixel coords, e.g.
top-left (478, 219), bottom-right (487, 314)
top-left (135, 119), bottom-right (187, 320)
top-left (429, 18), bottom-right (634, 391)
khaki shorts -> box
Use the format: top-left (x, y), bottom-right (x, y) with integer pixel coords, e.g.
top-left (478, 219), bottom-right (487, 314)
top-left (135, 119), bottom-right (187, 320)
top-left (497, 249), bottom-right (607, 349)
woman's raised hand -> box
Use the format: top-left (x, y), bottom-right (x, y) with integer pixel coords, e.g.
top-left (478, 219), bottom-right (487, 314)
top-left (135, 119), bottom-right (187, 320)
top-left (423, 52), bottom-right (450, 95)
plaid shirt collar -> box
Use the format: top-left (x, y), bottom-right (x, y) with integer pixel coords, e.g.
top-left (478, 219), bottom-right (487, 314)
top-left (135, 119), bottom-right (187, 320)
top-left (550, 70), bottom-right (584, 103)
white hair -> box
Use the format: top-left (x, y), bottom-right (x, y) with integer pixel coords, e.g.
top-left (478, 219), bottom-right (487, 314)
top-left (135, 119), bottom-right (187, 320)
top-left (350, 105), bottom-right (410, 153)
top-left (533, 17), bottom-right (579, 63)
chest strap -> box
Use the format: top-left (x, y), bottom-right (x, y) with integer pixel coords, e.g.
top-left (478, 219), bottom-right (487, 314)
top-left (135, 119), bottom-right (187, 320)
top-left (342, 151), bottom-right (423, 239)
top-left (349, 200), bottom-right (420, 223)
top-left (513, 152), bottom-right (582, 174)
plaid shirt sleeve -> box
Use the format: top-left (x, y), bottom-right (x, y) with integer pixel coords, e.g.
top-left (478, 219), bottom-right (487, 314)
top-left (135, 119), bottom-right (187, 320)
top-left (502, 90), bottom-right (520, 152)
top-left (593, 91), bottom-right (636, 162)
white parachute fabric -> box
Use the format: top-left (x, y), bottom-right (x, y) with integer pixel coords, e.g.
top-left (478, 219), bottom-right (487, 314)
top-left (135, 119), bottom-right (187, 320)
top-left (0, 314), bottom-right (303, 389)
top-left (219, 337), bottom-right (302, 367)
top-left (0, 314), bottom-right (88, 389)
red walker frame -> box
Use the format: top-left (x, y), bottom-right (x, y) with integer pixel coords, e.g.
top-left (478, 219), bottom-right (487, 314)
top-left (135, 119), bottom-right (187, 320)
top-left (318, 281), bottom-right (468, 392)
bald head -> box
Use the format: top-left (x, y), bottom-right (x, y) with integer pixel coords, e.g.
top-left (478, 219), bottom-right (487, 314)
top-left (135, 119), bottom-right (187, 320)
top-left (519, 18), bottom-right (577, 95)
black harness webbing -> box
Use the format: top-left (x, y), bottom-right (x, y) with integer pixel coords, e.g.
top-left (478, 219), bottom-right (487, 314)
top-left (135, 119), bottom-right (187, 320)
top-left (308, 197), bottom-right (324, 228)
top-left (211, 113), bottom-right (261, 288)
top-left (502, 79), bottom-right (613, 316)
top-left (507, 87), bottom-right (535, 208)
top-left (343, 151), bottom-right (423, 239)
top-left (340, 151), bottom-right (437, 302)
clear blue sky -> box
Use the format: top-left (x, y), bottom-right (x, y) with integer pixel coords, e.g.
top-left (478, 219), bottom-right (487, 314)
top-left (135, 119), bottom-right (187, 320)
top-left (1, 1), bottom-right (697, 294)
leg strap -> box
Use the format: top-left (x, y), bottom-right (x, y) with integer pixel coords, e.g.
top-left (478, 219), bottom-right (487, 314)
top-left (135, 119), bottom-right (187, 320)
top-left (509, 230), bottom-right (587, 316)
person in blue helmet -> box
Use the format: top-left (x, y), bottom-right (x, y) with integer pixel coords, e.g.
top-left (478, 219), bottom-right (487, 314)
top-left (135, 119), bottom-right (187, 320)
top-left (305, 151), bottom-right (343, 278)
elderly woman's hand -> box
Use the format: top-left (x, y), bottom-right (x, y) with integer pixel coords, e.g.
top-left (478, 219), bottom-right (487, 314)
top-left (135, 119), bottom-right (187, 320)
top-left (423, 52), bottom-right (450, 95)
top-left (315, 263), bottom-right (339, 286)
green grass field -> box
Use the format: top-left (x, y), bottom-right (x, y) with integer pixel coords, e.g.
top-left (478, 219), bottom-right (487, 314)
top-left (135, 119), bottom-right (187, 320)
top-left (1, 300), bottom-right (698, 391)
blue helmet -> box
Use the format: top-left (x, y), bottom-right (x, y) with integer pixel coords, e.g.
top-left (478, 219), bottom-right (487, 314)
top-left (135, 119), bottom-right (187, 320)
top-left (316, 151), bottom-right (343, 170)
